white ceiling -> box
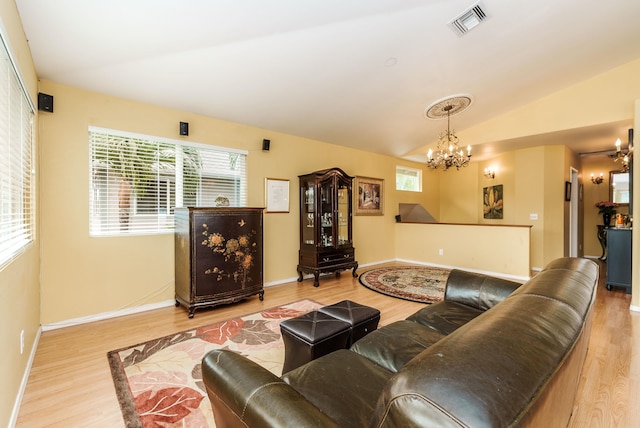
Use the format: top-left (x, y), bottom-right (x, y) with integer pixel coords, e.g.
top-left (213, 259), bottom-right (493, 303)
top-left (15, 0), bottom-right (640, 161)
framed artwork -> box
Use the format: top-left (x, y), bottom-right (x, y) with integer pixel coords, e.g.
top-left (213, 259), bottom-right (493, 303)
top-left (265, 178), bottom-right (290, 213)
top-left (355, 176), bottom-right (384, 215)
top-left (565, 181), bottom-right (572, 201)
top-left (483, 184), bottom-right (503, 219)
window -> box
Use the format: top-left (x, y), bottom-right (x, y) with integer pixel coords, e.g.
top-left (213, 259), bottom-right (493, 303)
top-left (89, 127), bottom-right (247, 236)
top-left (0, 34), bottom-right (35, 268)
top-left (396, 166), bottom-right (422, 192)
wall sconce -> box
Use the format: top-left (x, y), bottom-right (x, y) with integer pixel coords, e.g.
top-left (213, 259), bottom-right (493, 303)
top-left (590, 172), bottom-right (604, 185)
top-left (484, 168), bottom-right (495, 179)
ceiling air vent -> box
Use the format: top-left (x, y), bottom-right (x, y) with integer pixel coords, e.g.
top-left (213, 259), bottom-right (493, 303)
top-left (449, 2), bottom-right (487, 37)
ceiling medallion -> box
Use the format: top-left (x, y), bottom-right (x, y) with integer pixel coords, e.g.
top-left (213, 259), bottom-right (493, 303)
top-left (424, 95), bottom-right (473, 171)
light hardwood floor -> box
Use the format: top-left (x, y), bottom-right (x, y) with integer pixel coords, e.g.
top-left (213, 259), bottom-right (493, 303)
top-left (15, 261), bottom-right (639, 427)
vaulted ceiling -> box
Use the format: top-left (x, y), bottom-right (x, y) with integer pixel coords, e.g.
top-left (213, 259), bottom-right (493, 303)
top-left (15, 0), bottom-right (640, 161)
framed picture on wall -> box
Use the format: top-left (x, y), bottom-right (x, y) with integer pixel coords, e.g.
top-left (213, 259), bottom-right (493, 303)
top-left (354, 176), bottom-right (384, 215)
top-left (483, 184), bottom-right (503, 219)
top-left (265, 178), bottom-right (290, 213)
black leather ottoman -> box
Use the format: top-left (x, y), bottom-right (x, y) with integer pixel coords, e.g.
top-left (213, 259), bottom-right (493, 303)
top-left (318, 300), bottom-right (380, 346)
top-left (280, 310), bottom-right (351, 374)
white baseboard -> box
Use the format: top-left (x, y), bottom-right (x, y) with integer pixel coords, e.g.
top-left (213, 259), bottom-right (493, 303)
top-left (9, 327), bottom-right (41, 428)
top-left (41, 299), bottom-right (177, 331)
top-left (630, 304), bottom-right (640, 312)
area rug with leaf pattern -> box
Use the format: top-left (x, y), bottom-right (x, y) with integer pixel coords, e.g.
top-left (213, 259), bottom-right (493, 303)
top-left (107, 299), bottom-right (322, 428)
top-left (359, 265), bottom-right (450, 304)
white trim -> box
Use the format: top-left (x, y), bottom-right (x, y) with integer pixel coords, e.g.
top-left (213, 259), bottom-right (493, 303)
top-left (0, 18), bottom-right (36, 113)
top-left (41, 299), bottom-right (176, 331)
top-left (8, 327), bottom-right (41, 428)
top-left (630, 304), bottom-right (640, 312)
top-left (88, 126), bottom-right (248, 155)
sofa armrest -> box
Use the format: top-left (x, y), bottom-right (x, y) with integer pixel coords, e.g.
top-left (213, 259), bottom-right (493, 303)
top-left (201, 349), bottom-right (339, 428)
top-left (445, 269), bottom-right (522, 310)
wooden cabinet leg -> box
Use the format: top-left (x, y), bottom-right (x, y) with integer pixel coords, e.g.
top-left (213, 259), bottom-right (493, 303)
top-left (313, 272), bottom-right (320, 287)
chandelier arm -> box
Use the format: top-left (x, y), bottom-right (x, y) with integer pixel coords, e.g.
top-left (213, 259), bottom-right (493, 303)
top-left (426, 104), bottom-right (471, 171)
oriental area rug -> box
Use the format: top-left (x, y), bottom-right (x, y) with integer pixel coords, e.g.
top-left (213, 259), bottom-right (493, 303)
top-left (359, 265), bottom-right (450, 304)
top-left (107, 299), bottom-right (322, 428)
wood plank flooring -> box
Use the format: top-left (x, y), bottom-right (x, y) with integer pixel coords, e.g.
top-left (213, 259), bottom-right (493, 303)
top-left (15, 261), bottom-right (639, 427)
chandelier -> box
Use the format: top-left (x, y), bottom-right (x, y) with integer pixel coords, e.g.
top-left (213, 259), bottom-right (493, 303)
top-left (424, 95), bottom-right (472, 171)
top-left (614, 129), bottom-right (634, 172)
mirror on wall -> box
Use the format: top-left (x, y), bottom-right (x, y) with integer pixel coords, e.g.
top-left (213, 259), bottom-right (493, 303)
top-left (610, 170), bottom-right (629, 205)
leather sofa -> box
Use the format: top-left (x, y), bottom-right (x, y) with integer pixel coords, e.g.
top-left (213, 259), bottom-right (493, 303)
top-left (202, 257), bottom-right (598, 427)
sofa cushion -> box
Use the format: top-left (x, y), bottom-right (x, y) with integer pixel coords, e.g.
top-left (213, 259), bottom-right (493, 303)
top-left (444, 269), bottom-right (523, 310)
top-left (282, 349), bottom-right (393, 428)
top-left (405, 300), bottom-right (484, 335)
top-left (371, 287), bottom-right (590, 427)
top-left (350, 320), bottom-right (446, 372)
top-left (509, 258), bottom-right (598, 318)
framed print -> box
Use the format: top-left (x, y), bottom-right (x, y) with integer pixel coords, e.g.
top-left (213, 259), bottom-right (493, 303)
top-left (355, 176), bottom-right (384, 215)
top-left (265, 178), bottom-right (290, 213)
top-left (483, 184), bottom-right (503, 219)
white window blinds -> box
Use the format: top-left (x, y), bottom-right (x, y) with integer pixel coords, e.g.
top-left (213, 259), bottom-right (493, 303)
top-left (89, 127), bottom-right (247, 236)
top-left (0, 34), bottom-right (35, 268)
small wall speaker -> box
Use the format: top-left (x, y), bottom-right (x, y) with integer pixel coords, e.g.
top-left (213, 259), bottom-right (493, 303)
top-left (38, 92), bottom-right (54, 112)
top-left (179, 122), bottom-right (189, 136)
top-left (262, 139), bottom-right (270, 151)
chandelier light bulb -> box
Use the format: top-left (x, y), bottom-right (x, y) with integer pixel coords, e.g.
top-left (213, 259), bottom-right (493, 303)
top-left (613, 135), bottom-right (632, 172)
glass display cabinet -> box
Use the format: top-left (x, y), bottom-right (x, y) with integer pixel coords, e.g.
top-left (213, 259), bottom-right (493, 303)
top-left (297, 167), bottom-right (358, 287)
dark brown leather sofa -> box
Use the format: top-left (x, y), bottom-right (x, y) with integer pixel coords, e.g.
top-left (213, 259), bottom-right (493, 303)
top-left (202, 257), bottom-right (598, 427)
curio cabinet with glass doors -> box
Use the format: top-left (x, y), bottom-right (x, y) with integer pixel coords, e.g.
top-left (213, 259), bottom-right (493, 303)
top-left (297, 168), bottom-right (358, 286)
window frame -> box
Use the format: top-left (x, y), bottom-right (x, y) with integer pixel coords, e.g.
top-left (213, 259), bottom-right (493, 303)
top-left (0, 30), bottom-right (36, 270)
top-left (88, 127), bottom-right (247, 237)
top-left (396, 166), bottom-right (423, 192)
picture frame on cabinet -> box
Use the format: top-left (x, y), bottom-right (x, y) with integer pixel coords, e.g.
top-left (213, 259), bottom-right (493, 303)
top-left (265, 178), bottom-right (290, 213)
top-left (354, 176), bottom-right (384, 216)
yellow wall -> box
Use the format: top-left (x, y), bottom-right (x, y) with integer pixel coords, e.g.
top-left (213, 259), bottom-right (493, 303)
top-left (395, 223), bottom-right (531, 278)
top-left (0, 0), bottom-right (40, 425)
top-left (458, 58), bottom-right (640, 145)
top-left (37, 80), bottom-right (433, 324)
top-left (437, 145), bottom-right (573, 270)
top-left (581, 155), bottom-right (630, 257)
